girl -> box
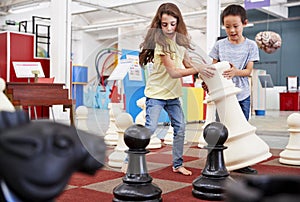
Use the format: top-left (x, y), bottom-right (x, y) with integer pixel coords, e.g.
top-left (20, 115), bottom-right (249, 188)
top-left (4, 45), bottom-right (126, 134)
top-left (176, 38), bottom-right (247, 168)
top-left (139, 3), bottom-right (215, 175)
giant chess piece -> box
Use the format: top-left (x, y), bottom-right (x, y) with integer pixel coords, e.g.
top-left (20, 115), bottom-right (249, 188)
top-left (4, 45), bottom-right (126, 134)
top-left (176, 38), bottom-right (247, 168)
top-left (198, 96), bottom-right (216, 148)
top-left (0, 78), bottom-right (15, 112)
top-left (75, 105), bottom-right (89, 131)
top-left (192, 122), bottom-right (233, 201)
top-left (0, 110), bottom-right (30, 132)
top-left (0, 111), bottom-right (106, 202)
top-left (104, 103), bottom-right (122, 146)
top-left (225, 175), bottom-right (300, 202)
top-left (201, 61), bottom-right (271, 171)
top-left (113, 124), bottom-right (162, 202)
top-left (164, 125), bottom-right (188, 145)
top-left (135, 97), bottom-right (162, 149)
top-left (279, 113), bottom-right (300, 165)
top-left (108, 112), bottom-right (133, 168)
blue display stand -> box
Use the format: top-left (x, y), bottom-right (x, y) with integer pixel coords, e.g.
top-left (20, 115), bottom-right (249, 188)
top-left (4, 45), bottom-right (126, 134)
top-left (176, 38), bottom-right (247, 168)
top-left (121, 49), bottom-right (169, 123)
top-left (72, 65), bottom-right (88, 109)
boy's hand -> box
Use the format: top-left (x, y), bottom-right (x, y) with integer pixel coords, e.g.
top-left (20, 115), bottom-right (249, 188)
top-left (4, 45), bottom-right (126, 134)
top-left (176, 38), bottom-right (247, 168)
top-left (222, 63), bottom-right (237, 79)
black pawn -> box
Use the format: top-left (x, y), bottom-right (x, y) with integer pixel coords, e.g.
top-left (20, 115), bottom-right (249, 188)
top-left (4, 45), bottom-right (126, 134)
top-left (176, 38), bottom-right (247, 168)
top-left (113, 124), bottom-right (162, 202)
top-left (192, 122), bottom-right (234, 201)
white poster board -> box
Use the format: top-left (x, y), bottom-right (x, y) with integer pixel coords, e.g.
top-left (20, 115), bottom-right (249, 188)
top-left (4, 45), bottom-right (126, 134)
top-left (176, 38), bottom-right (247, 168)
top-left (13, 62), bottom-right (45, 78)
top-left (107, 60), bottom-right (132, 81)
top-left (287, 76), bottom-right (299, 92)
top-left (126, 55), bottom-right (143, 81)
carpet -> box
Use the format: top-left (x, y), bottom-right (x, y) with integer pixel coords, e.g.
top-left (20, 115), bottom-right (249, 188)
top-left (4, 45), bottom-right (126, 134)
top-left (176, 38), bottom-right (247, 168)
top-left (56, 143), bottom-right (300, 202)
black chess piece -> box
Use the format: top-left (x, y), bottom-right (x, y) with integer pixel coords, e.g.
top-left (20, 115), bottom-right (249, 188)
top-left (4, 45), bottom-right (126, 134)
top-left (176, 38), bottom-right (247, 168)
top-left (192, 122), bottom-right (234, 201)
top-left (0, 110), bottom-right (29, 132)
top-left (225, 175), bottom-right (300, 202)
top-left (0, 111), bottom-right (106, 202)
top-left (113, 124), bottom-right (162, 202)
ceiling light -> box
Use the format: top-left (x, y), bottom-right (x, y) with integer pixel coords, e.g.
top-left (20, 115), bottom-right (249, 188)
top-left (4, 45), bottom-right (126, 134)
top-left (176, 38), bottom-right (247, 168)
top-left (9, 2), bottom-right (50, 14)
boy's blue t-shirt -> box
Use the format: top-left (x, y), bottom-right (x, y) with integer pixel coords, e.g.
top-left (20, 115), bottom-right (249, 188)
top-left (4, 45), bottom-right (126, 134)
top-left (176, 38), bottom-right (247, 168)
top-left (209, 37), bottom-right (260, 101)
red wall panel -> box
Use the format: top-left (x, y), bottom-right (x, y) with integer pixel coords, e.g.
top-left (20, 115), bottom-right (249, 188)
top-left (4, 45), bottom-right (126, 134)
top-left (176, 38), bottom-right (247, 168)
top-left (9, 32), bottom-right (50, 82)
top-left (0, 32), bottom-right (8, 80)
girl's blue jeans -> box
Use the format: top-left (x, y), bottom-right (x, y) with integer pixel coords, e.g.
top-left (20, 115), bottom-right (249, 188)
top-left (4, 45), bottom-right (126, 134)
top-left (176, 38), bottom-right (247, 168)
top-left (145, 97), bottom-right (185, 169)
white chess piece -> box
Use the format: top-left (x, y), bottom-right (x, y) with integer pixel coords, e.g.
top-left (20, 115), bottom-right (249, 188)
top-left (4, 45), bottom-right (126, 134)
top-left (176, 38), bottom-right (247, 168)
top-left (135, 97), bottom-right (162, 149)
top-left (0, 78), bottom-right (15, 112)
top-left (104, 103), bottom-right (122, 146)
top-left (163, 125), bottom-right (174, 145)
top-left (198, 96), bottom-right (216, 148)
top-left (279, 113), bottom-right (300, 165)
top-left (108, 112), bottom-right (133, 168)
top-left (202, 61), bottom-right (271, 171)
top-left (75, 106), bottom-right (89, 131)
top-left (163, 124), bottom-right (188, 145)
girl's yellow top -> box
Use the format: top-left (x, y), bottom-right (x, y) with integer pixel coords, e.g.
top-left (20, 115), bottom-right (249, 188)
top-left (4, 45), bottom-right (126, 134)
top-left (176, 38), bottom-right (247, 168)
top-left (144, 38), bottom-right (185, 99)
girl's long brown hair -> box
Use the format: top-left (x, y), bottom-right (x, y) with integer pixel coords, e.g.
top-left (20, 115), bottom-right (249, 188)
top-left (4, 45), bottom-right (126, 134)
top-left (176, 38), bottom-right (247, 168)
top-left (139, 3), bottom-right (192, 67)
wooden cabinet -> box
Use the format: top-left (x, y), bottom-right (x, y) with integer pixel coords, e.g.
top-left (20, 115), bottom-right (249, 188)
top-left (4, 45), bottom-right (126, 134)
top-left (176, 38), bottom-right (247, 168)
top-left (280, 92), bottom-right (300, 111)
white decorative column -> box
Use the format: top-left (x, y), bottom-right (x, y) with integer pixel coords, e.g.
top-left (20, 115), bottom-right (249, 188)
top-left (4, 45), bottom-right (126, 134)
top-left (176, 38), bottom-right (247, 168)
top-left (0, 78), bottom-right (15, 112)
top-left (206, 0), bottom-right (221, 53)
top-left (279, 113), bottom-right (300, 165)
top-left (50, 0), bottom-right (72, 121)
top-left (202, 61), bottom-right (272, 171)
top-left (108, 112), bottom-right (133, 168)
top-left (135, 97), bottom-right (162, 149)
top-left (75, 106), bottom-right (89, 131)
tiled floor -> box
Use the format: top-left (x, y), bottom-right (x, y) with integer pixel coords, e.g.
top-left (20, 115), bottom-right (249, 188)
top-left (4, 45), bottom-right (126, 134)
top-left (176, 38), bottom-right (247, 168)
top-left (55, 108), bottom-right (300, 202)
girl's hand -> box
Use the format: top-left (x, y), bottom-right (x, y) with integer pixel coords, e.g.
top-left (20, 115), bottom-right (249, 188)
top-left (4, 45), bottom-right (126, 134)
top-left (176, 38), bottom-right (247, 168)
top-left (201, 81), bottom-right (209, 92)
top-left (195, 64), bottom-right (216, 78)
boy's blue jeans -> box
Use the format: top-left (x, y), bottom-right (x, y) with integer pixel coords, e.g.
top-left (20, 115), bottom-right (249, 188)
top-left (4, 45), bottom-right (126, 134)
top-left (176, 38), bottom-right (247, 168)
top-left (145, 97), bottom-right (185, 169)
top-left (239, 96), bottom-right (251, 121)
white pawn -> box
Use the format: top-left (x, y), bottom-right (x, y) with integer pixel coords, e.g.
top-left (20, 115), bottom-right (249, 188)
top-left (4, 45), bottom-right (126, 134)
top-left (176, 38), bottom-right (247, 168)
top-left (279, 113), bottom-right (300, 165)
top-left (104, 103), bottom-right (122, 146)
top-left (75, 106), bottom-right (89, 131)
top-left (108, 112), bottom-right (133, 168)
top-left (135, 97), bottom-right (162, 149)
top-left (0, 78), bottom-right (15, 112)
top-left (198, 97), bottom-right (216, 148)
top-left (164, 125), bottom-right (188, 145)
top-left (163, 125), bottom-right (174, 145)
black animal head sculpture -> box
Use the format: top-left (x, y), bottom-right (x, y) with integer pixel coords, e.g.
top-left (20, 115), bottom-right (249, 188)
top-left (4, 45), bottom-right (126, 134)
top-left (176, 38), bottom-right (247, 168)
top-left (0, 111), bottom-right (106, 202)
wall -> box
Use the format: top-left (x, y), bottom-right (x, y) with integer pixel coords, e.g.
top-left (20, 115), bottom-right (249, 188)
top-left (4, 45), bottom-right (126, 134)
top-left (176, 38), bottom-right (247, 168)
top-left (1, 5), bottom-right (299, 87)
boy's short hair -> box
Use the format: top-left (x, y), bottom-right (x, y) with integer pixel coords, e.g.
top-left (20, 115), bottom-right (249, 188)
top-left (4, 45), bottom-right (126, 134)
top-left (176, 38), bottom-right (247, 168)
top-left (221, 4), bottom-right (247, 25)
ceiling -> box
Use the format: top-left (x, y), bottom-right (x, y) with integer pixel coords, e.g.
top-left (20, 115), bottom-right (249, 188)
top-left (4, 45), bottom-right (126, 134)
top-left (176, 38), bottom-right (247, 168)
top-left (0, 0), bottom-right (300, 40)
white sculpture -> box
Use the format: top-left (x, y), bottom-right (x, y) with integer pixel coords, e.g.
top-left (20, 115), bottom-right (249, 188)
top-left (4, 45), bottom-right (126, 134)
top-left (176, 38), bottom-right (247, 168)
top-left (201, 61), bottom-right (272, 171)
top-left (279, 113), bottom-right (300, 165)
top-left (104, 103), bottom-right (122, 146)
top-left (108, 112), bottom-right (133, 168)
top-left (0, 78), bottom-right (15, 112)
top-left (198, 97), bottom-right (216, 148)
top-left (163, 125), bottom-right (175, 145)
top-left (75, 106), bottom-right (89, 131)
